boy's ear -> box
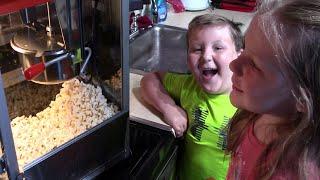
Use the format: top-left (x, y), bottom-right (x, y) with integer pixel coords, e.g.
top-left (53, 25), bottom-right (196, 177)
top-left (237, 49), bottom-right (243, 56)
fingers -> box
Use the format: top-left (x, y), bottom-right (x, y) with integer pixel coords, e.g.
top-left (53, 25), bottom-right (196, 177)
top-left (163, 106), bottom-right (188, 138)
top-left (173, 121), bottom-right (187, 138)
top-left (175, 129), bottom-right (184, 138)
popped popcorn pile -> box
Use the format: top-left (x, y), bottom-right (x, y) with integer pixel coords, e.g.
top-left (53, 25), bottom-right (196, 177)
top-left (10, 79), bottom-right (119, 168)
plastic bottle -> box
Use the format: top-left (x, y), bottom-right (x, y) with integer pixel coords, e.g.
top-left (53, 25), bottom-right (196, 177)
top-left (156, 0), bottom-right (167, 22)
top-left (142, 0), bottom-right (154, 26)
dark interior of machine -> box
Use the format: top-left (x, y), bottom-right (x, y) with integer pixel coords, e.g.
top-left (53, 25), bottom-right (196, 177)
top-left (95, 121), bottom-right (178, 180)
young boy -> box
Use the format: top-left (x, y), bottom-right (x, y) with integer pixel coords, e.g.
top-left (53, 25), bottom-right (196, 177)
top-left (140, 14), bottom-right (243, 180)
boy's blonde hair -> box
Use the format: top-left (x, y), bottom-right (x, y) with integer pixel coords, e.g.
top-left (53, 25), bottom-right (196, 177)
top-left (187, 14), bottom-right (243, 52)
top-left (227, 0), bottom-right (320, 179)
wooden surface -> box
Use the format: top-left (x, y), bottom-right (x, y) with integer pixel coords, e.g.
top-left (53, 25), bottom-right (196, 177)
top-left (129, 73), bottom-right (174, 134)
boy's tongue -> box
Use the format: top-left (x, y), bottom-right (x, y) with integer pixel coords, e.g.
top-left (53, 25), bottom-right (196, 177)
top-left (202, 69), bottom-right (218, 80)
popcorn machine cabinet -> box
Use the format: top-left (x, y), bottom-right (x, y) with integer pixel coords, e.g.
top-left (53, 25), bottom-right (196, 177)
top-left (0, 0), bottom-right (130, 179)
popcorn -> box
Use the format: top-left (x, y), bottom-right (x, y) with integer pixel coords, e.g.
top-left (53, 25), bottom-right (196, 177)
top-left (10, 79), bottom-right (119, 169)
top-left (105, 69), bottom-right (122, 91)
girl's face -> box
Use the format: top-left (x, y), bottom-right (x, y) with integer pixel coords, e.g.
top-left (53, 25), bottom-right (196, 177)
top-left (229, 17), bottom-right (296, 116)
top-left (188, 25), bottom-right (240, 94)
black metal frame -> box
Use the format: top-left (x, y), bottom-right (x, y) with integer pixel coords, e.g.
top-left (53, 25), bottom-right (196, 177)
top-left (0, 73), bottom-right (20, 180)
top-left (23, 112), bottom-right (129, 180)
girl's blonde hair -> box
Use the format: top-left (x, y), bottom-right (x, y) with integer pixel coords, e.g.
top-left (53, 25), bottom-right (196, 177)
top-left (226, 0), bottom-right (320, 179)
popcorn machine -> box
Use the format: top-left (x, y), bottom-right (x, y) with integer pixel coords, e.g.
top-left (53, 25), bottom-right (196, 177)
top-left (0, 0), bottom-right (129, 179)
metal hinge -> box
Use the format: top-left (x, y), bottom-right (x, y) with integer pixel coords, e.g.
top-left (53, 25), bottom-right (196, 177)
top-left (17, 173), bottom-right (25, 180)
top-left (0, 155), bottom-right (24, 180)
top-left (0, 155), bottom-right (6, 174)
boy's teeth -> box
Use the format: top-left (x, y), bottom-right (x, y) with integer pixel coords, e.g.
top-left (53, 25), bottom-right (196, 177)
top-left (202, 69), bottom-right (218, 76)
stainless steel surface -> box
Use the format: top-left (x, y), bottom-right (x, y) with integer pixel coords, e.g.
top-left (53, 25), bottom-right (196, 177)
top-left (55, 0), bottom-right (81, 50)
top-left (46, 2), bottom-right (53, 37)
top-left (0, 12), bottom-right (24, 46)
top-left (44, 52), bottom-right (71, 67)
top-left (10, 26), bottom-right (66, 57)
top-left (79, 47), bottom-right (92, 75)
top-left (17, 53), bottom-right (75, 84)
top-left (10, 27), bottom-right (93, 84)
top-left (130, 24), bottom-right (189, 74)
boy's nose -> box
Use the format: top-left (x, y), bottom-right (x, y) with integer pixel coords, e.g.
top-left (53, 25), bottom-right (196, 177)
top-left (202, 49), bottom-right (213, 62)
top-left (202, 55), bottom-right (212, 62)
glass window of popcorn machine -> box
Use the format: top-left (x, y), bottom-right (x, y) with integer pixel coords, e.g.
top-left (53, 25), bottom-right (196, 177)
top-left (0, 0), bottom-right (129, 179)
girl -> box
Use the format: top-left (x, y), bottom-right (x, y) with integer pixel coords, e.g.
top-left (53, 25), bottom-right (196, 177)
top-left (226, 0), bottom-right (320, 179)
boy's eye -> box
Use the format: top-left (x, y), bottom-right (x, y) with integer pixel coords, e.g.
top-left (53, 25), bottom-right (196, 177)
top-left (191, 47), bottom-right (202, 52)
top-left (212, 45), bottom-right (224, 51)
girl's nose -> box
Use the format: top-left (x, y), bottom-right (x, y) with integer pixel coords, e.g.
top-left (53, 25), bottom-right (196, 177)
top-left (229, 57), bottom-right (242, 76)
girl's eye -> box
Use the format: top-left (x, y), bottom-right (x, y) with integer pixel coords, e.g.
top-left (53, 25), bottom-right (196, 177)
top-left (248, 60), bottom-right (258, 69)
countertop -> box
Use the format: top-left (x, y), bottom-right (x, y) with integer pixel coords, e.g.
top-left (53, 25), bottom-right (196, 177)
top-left (129, 7), bottom-right (254, 134)
top-left (129, 73), bottom-right (174, 133)
top-left (162, 7), bottom-right (255, 32)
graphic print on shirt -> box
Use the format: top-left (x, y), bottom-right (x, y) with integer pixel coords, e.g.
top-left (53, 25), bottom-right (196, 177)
top-left (214, 116), bottom-right (230, 150)
top-left (190, 107), bottom-right (209, 141)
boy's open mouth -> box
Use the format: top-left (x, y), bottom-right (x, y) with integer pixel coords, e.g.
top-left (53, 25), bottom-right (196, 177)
top-left (202, 68), bottom-right (218, 78)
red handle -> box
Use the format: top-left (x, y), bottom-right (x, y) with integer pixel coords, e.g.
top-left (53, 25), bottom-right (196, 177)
top-left (220, 3), bottom-right (256, 12)
top-left (24, 62), bottom-right (45, 80)
top-left (0, 0), bottom-right (52, 15)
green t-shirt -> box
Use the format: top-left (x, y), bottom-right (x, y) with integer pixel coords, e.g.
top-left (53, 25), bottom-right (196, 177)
top-left (163, 73), bottom-right (237, 180)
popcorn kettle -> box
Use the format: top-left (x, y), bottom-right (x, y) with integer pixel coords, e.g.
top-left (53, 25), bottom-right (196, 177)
top-left (10, 26), bottom-right (92, 84)
top-left (9, 1), bottom-right (91, 85)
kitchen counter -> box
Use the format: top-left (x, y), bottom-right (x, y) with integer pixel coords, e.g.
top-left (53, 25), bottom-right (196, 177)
top-left (130, 73), bottom-right (174, 133)
top-left (162, 7), bottom-right (254, 32)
